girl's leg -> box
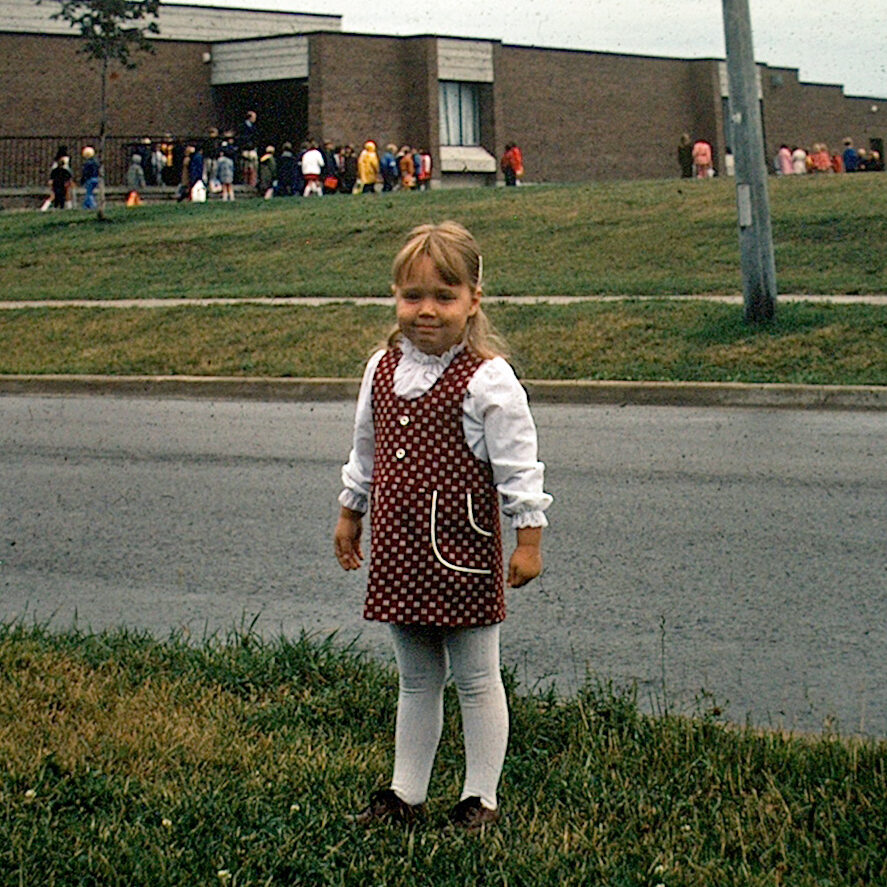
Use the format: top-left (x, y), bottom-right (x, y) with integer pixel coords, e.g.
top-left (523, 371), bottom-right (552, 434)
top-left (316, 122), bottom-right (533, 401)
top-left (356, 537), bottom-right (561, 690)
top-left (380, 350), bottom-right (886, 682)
top-left (389, 624), bottom-right (447, 805)
top-left (445, 624), bottom-right (509, 810)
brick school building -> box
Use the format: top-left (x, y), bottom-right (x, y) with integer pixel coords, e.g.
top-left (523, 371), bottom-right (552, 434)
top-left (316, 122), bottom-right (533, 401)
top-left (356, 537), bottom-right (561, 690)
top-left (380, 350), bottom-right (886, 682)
top-left (0, 0), bottom-right (883, 186)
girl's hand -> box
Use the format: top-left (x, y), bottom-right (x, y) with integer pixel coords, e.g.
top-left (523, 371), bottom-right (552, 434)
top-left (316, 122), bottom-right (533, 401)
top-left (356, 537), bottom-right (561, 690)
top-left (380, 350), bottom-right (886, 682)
top-left (334, 508), bottom-right (364, 570)
top-left (507, 526), bottom-right (543, 588)
top-left (508, 544), bottom-right (542, 587)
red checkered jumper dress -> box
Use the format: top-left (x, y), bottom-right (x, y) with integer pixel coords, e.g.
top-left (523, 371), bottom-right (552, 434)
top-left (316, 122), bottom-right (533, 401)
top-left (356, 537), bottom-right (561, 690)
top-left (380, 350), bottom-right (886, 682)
top-left (364, 347), bottom-right (506, 627)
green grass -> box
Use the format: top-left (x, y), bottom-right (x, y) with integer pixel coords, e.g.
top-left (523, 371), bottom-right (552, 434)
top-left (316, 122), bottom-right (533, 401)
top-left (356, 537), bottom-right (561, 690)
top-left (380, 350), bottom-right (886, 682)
top-left (1, 623), bottom-right (885, 886)
top-left (1, 300), bottom-right (886, 385)
top-left (1, 175), bottom-right (886, 300)
top-left (2, 175), bottom-right (885, 385)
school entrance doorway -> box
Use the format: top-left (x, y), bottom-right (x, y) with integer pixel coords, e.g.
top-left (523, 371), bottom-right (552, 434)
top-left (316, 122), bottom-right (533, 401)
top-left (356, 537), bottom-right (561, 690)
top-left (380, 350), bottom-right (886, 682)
top-left (214, 79), bottom-right (308, 150)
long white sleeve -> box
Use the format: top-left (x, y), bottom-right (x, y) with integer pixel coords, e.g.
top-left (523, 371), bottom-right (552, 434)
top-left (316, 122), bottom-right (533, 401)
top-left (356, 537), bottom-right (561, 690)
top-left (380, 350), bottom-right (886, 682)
top-left (338, 349), bottom-right (384, 514)
top-left (463, 358), bottom-right (551, 527)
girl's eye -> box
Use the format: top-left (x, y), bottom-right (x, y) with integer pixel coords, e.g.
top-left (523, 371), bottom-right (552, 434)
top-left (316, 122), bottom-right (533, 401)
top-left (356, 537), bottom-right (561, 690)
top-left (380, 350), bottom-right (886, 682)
top-left (436, 290), bottom-right (457, 302)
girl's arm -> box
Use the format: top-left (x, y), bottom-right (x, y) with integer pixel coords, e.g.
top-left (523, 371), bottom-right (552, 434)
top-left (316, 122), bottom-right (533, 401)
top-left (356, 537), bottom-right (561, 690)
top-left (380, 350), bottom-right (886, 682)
top-left (337, 349), bottom-right (385, 514)
top-left (466, 359), bottom-right (552, 587)
top-left (334, 350), bottom-right (385, 568)
top-left (334, 506), bottom-right (364, 570)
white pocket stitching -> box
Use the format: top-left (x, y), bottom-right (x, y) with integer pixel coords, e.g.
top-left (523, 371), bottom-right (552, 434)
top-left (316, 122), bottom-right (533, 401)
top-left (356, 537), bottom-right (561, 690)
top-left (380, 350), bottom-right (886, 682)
top-left (430, 490), bottom-right (493, 575)
top-left (466, 492), bottom-right (493, 537)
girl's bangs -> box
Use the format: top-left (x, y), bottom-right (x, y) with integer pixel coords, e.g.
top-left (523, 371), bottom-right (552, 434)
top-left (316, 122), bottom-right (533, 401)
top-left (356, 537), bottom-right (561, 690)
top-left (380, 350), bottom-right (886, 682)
top-left (394, 231), bottom-right (472, 288)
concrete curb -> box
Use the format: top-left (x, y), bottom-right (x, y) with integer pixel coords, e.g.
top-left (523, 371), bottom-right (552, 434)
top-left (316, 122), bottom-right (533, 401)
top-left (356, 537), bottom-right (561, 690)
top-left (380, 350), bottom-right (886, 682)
top-left (1, 374), bottom-right (885, 410)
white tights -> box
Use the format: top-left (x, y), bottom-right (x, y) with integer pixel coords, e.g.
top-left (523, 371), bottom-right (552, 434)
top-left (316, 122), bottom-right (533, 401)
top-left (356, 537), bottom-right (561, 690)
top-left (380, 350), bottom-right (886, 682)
top-left (388, 623), bottom-right (509, 810)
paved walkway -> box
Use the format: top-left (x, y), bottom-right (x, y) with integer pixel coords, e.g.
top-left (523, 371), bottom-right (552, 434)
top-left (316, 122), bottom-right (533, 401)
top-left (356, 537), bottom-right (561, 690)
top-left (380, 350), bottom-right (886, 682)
top-left (1, 294), bottom-right (886, 309)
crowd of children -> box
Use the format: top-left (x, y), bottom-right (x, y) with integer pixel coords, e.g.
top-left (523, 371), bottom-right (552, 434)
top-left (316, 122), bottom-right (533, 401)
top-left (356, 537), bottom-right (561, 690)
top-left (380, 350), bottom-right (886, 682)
top-left (774, 139), bottom-right (884, 175)
top-left (42, 130), bottom-right (436, 209)
top-left (145, 133), bottom-right (435, 203)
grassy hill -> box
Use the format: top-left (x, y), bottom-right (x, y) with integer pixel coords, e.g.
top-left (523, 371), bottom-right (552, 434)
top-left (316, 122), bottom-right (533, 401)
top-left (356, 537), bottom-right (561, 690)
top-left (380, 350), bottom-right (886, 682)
top-left (2, 174), bottom-right (885, 301)
top-left (1, 175), bottom-right (886, 385)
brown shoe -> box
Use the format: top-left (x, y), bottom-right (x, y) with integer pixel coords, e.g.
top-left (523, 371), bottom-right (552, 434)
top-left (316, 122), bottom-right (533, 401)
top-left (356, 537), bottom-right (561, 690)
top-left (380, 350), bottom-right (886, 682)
top-left (449, 796), bottom-right (500, 831)
top-left (347, 789), bottom-right (426, 826)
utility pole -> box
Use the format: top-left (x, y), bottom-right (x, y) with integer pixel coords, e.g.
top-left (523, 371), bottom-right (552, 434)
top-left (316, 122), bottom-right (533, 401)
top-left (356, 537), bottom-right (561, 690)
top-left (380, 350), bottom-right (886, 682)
top-left (722, 0), bottom-right (777, 323)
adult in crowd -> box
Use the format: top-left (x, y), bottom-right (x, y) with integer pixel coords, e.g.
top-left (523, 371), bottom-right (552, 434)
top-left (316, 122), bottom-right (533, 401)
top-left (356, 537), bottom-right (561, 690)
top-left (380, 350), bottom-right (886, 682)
top-left (380, 143), bottom-right (399, 191)
top-left (341, 144), bottom-right (358, 193)
top-left (417, 148), bottom-right (432, 190)
top-left (48, 146), bottom-right (72, 209)
top-left (276, 142), bottom-right (297, 196)
top-left (791, 145), bottom-right (808, 174)
top-left (160, 134), bottom-right (177, 185)
top-left (151, 142), bottom-right (167, 187)
top-left (238, 110), bottom-right (259, 187)
top-left (80, 146), bottom-right (100, 209)
top-left (398, 145), bottom-right (415, 189)
top-left (321, 140), bottom-right (340, 193)
top-left (358, 140), bottom-right (380, 193)
top-left (842, 138), bottom-right (860, 173)
top-left (691, 139), bottom-right (713, 178)
top-left (677, 133), bottom-right (694, 178)
top-left (216, 147), bottom-right (235, 201)
top-left (204, 127), bottom-right (221, 187)
top-left (259, 145), bottom-right (277, 198)
top-left (135, 137), bottom-right (155, 185)
top-left (811, 143), bottom-right (832, 173)
top-left (301, 139), bottom-right (325, 196)
top-left (126, 153), bottom-right (146, 206)
top-left (776, 144), bottom-right (793, 175)
top-left (500, 142), bottom-right (523, 186)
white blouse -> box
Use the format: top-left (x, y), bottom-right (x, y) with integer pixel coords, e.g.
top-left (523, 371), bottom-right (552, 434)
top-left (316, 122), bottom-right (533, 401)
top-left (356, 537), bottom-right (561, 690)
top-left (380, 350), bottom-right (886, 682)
top-left (339, 338), bottom-right (552, 528)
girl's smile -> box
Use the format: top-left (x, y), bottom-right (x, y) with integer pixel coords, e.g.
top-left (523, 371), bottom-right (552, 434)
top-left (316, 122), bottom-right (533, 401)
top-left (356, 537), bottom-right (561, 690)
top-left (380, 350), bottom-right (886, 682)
top-left (394, 255), bottom-right (480, 355)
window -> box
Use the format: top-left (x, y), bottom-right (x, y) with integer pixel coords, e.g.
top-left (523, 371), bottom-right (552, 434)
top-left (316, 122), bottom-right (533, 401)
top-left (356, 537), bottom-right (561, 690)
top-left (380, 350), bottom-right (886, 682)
top-left (439, 81), bottom-right (480, 146)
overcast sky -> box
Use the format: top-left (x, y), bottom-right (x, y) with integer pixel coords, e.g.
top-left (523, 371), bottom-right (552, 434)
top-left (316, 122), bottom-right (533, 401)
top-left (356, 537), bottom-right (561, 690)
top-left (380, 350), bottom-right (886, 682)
top-left (189, 0), bottom-right (887, 100)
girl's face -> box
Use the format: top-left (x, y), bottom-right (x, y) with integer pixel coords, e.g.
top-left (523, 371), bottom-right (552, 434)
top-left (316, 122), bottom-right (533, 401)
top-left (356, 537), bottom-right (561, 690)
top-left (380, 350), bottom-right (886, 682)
top-left (394, 255), bottom-right (480, 355)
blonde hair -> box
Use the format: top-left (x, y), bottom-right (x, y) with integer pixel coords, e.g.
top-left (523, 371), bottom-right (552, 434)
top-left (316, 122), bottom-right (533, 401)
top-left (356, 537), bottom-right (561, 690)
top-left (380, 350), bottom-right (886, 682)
top-left (386, 221), bottom-right (508, 360)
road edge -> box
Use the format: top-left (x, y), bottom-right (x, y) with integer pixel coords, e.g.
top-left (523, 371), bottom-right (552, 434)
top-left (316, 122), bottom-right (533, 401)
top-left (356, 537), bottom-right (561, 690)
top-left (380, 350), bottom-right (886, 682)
top-left (1, 374), bottom-right (886, 410)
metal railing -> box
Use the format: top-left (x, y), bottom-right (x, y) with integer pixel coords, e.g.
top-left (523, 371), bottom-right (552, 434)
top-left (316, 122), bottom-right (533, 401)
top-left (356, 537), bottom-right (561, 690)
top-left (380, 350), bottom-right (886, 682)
top-left (0, 135), bottom-right (210, 188)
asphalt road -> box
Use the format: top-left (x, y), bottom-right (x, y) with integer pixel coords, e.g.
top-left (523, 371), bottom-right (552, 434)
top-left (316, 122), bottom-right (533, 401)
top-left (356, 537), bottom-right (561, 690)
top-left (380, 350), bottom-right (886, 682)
top-left (2, 394), bottom-right (885, 736)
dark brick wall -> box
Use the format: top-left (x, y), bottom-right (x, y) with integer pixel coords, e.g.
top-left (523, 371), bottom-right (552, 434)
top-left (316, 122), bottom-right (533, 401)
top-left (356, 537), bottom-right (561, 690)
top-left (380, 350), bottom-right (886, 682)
top-left (308, 32), bottom-right (437, 154)
top-left (761, 68), bottom-right (886, 158)
top-left (495, 46), bottom-right (719, 181)
top-left (1, 30), bottom-right (884, 183)
top-left (0, 33), bottom-right (215, 136)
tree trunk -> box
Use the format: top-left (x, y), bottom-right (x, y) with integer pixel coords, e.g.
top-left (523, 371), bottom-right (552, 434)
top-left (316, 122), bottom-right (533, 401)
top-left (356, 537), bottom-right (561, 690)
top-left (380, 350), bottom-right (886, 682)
top-left (98, 56), bottom-right (108, 220)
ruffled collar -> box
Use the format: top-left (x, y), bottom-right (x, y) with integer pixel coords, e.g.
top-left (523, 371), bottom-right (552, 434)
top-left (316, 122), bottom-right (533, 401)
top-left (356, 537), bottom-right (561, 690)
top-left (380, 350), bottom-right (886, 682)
top-left (399, 336), bottom-right (465, 368)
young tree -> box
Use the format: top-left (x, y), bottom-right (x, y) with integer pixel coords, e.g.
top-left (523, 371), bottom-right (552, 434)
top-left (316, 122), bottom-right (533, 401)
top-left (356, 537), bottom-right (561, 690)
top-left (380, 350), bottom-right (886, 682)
top-left (41, 0), bottom-right (161, 218)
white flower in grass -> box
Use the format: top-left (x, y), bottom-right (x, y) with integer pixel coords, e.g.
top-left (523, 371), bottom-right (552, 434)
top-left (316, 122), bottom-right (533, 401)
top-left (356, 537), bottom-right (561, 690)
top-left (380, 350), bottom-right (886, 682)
top-left (289, 803), bottom-right (300, 814)
top-left (217, 870), bottom-right (231, 882)
top-left (24, 789), bottom-right (36, 801)
top-left (162, 818), bottom-right (173, 829)
top-left (653, 863), bottom-right (666, 875)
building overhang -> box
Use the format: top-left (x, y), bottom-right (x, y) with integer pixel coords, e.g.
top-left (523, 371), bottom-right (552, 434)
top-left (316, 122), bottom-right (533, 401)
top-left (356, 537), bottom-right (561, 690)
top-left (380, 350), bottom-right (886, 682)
top-left (439, 146), bottom-right (497, 173)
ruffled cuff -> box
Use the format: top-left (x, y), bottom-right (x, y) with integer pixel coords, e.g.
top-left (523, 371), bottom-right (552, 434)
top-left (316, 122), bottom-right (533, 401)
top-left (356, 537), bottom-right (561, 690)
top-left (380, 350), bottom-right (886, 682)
top-left (338, 488), bottom-right (368, 514)
top-left (510, 510), bottom-right (549, 530)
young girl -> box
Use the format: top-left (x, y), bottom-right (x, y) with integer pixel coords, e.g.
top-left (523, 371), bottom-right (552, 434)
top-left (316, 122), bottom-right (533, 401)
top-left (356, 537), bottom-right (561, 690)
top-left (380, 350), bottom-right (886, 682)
top-left (334, 221), bottom-right (551, 830)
